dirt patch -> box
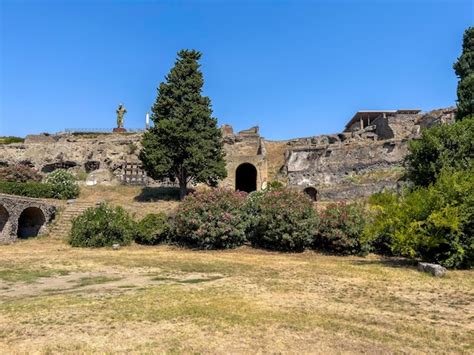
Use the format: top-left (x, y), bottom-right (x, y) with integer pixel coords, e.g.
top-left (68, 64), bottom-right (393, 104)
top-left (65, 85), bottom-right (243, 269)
top-left (0, 267), bottom-right (225, 300)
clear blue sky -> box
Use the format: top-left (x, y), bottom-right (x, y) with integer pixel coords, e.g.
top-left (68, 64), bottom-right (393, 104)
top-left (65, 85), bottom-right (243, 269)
top-left (0, 0), bottom-right (472, 139)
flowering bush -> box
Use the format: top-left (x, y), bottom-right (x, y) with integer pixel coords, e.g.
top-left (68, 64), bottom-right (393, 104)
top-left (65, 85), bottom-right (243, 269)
top-left (173, 188), bottom-right (248, 249)
top-left (247, 189), bottom-right (317, 252)
top-left (134, 213), bottom-right (170, 245)
top-left (69, 203), bottom-right (135, 247)
top-left (43, 169), bottom-right (79, 199)
top-left (313, 202), bottom-right (367, 255)
top-left (0, 164), bottom-right (42, 182)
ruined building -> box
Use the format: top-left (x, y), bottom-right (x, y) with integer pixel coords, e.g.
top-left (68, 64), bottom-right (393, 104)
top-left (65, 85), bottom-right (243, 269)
top-left (0, 107), bottom-right (455, 200)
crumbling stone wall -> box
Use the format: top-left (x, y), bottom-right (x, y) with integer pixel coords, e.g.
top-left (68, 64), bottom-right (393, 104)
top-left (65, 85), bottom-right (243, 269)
top-left (0, 107), bottom-right (455, 200)
top-left (220, 127), bottom-right (268, 191)
top-left (0, 132), bottom-right (145, 184)
top-left (0, 194), bottom-right (56, 244)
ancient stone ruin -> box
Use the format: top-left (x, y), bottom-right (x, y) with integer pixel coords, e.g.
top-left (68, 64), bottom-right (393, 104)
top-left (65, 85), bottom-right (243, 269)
top-left (0, 107), bottom-right (456, 201)
top-left (0, 194), bottom-right (56, 243)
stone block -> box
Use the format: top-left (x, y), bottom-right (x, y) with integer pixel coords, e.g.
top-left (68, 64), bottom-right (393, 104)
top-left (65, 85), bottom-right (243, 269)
top-left (417, 262), bottom-right (447, 277)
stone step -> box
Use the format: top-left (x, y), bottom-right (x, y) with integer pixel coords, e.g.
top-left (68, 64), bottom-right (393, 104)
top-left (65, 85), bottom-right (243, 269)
top-left (48, 202), bottom-right (98, 238)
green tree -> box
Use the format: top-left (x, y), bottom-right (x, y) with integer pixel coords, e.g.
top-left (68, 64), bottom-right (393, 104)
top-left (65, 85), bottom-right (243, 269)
top-left (405, 118), bottom-right (473, 187)
top-left (453, 27), bottom-right (474, 120)
top-left (139, 50), bottom-right (227, 199)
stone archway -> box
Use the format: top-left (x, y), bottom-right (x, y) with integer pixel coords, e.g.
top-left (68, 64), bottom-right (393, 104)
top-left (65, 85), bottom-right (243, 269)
top-left (0, 205), bottom-right (9, 234)
top-left (303, 187), bottom-right (318, 201)
top-left (235, 163), bottom-right (257, 193)
top-left (17, 207), bottom-right (46, 239)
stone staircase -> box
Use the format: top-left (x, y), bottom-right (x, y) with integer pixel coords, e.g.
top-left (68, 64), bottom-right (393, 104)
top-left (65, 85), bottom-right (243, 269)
top-left (48, 201), bottom-right (97, 239)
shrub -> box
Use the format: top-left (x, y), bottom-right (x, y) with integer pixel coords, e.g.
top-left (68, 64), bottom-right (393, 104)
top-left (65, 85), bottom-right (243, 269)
top-left (362, 192), bottom-right (398, 255)
top-left (69, 203), bottom-right (135, 247)
top-left (365, 169), bottom-right (473, 268)
top-left (0, 136), bottom-right (24, 144)
top-left (0, 180), bottom-right (55, 198)
top-left (173, 188), bottom-right (247, 249)
top-left (247, 188), bottom-right (317, 252)
top-left (134, 213), bottom-right (170, 245)
top-left (265, 180), bottom-right (284, 191)
top-left (314, 202), bottom-right (367, 255)
top-left (43, 169), bottom-right (79, 199)
top-left (0, 165), bottom-right (42, 182)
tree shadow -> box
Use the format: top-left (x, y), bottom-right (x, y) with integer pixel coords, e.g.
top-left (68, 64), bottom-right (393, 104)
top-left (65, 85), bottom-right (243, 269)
top-left (134, 187), bottom-right (181, 202)
top-left (351, 257), bottom-right (418, 269)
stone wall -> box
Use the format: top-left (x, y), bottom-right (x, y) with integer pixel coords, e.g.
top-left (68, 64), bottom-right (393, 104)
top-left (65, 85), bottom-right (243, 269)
top-left (220, 127), bottom-right (268, 191)
top-left (0, 194), bottom-right (57, 244)
top-left (0, 107), bottom-right (456, 200)
top-left (0, 132), bottom-right (144, 184)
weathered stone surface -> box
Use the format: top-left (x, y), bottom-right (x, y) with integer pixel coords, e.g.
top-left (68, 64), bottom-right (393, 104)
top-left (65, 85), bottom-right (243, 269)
top-left (0, 194), bottom-right (57, 244)
top-left (417, 262), bottom-right (447, 277)
top-left (85, 169), bottom-right (118, 186)
top-left (0, 132), bottom-right (144, 183)
top-left (0, 108), bottom-right (455, 199)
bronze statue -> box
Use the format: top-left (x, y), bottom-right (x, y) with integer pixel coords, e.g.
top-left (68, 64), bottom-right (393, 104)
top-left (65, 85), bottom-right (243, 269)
top-left (116, 103), bottom-right (127, 128)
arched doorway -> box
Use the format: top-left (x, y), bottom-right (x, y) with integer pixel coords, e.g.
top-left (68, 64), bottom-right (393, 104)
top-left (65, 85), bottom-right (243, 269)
top-left (303, 187), bottom-right (318, 201)
top-left (0, 205), bottom-right (9, 234)
top-left (235, 163), bottom-right (257, 193)
top-left (17, 207), bottom-right (46, 239)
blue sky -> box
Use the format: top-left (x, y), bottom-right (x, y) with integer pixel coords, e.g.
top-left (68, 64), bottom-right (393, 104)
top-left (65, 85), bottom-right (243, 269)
top-left (0, 0), bottom-right (472, 139)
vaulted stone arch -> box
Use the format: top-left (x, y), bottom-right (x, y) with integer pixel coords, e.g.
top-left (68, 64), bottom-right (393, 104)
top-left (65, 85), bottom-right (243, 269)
top-left (303, 187), bottom-right (318, 201)
top-left (0, 204), bottom-right (9, 234)
top-left (235, 163), bottom-right (257, 193)
top-left (17, 207), bottom-right (46, 239)
top-left (0, 194), bottom-right (56, 244)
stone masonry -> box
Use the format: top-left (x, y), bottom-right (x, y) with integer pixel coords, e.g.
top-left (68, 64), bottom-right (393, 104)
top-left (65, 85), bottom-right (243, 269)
top-left (0, 194), bottom-right (57, 243)
top-left (0, 107), bottom-right (456, 200)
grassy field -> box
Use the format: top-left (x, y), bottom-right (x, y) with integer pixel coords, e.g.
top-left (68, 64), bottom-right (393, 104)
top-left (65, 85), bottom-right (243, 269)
top-left (0, 237), bottom-right (472, 353)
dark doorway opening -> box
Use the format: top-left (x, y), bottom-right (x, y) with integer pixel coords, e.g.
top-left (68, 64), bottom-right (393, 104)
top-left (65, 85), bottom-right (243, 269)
top-left (17, 207), bottom-right (46, 239)
top-left (235, 163), bottom-right (257, 193)
top-left (0, 205), bottom-right (9, 233)
top-left (303, 187), bottom-right (318, 201)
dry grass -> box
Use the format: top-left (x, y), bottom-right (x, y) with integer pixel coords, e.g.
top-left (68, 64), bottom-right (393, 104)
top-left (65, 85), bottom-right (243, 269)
top-left (0, 237), bottom-right (472, 354)
top-left (78, 185), bottom-right (180, 219)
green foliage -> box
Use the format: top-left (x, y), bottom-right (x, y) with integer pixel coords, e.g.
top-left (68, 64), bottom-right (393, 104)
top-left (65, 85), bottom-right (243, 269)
top-left (75, 169), bottom-right (88, 181)
top-left (134, 213), bottom-right (170, 245)
top-left (405, 118), bottom-right (474, 186)
top-left (0, 136), bottom-right (24, 144)
top-left (69, 204), bottom-right (135, 248)
top-left (314, 202), bottom-right (367, 255)
top-left (0, 180), bottom-right (55, 198)
top-left (453, 27), bottom-right (474, 120)
top-left (364, 169), bottom-right (473, 268)
top-left (43, 169), bottom-right (79, 199)
top-left (247, 188), bottom-right (317, 252)
top-left (140, 50), bottom-right (227, 199)
top-left (265, 181), bottom-right (284, 191)
top-left (173, 188), bottom-right (247, 249)
top-left (455, 77), bottom-right (474, 121)
top-left (0, 165), bottom-right (42, 182)
top-left (127, 143), bottom-right (138, 155)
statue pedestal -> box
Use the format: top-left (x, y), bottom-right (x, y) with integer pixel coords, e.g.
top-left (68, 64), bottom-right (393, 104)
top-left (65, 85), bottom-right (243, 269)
top-left (113, 128), bottom-right (127, 133)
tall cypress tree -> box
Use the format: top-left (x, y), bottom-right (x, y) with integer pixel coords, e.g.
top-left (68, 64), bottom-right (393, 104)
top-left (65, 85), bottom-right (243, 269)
top-left (139, 50), bottom-right (227, 199)
top-left (453, 27), bottom-right (474, 120)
